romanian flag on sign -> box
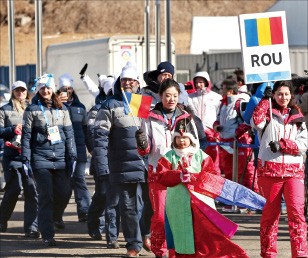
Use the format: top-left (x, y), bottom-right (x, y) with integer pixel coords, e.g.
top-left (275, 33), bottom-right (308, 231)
top-left (123, 92), bottom-right (153, 119)
top-left (244, 16), bottom-right (284, 47)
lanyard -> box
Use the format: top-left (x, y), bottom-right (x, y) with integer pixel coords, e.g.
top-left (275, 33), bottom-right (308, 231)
top-left (38, 100), bottom-right (59, 127)
top-left (162, 109), bottom-right (176, 129)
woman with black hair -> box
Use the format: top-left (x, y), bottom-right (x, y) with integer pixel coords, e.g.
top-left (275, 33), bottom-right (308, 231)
top-left (135, 78), bottom-right (204, 258)
top-left (251, 80), bottom-right (307, 258)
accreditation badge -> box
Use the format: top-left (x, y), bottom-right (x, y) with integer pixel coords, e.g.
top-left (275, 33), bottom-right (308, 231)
top-left (47, 125), bottom-right (62, 145)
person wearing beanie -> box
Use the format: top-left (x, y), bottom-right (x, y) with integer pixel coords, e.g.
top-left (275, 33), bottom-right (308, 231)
top-left (57, 73), bottom-right (92, 225)
top-left (187, 71), bottom-right (222, 175)
top-left (21, 73), bottom-right (77, 246)
top-left (119, 61), bottom-right (153, 253)
top-left (79, 63), bottom-right (115, 104)
top-left (141, 61), bottom-right (175, 107)
top-left (79, 66), bottom-right (119, 245)
top-left (155, 117), bottom-right (249, 258)
top-left (93, 61), bottom-right (146, 257)
top-left (141, 62), bottom-right (179, 255)
top-left (0, 81), bottom-right (39, 238)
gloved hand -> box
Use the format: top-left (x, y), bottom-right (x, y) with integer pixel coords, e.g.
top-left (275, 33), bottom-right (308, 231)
top-left (263, 86), bottom-right (273, 99)
top-left (135, 129), bottom-right (148, 150)
top-left (22, 160), bottom-right (33, 177)
top-left (214, 125), bottom-right (224, 132)
top-left (180, 169), bottom-right (191, 183)
top-left (79, 63), bottom-right (88, 79)
top-left (269, 141), bottom-right (280, 153)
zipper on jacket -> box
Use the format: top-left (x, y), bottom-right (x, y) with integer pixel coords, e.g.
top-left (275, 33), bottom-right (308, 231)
top-left (281, 125), bottom-right (285, 178)
top-left (53, 148), bottom-right (56, 169)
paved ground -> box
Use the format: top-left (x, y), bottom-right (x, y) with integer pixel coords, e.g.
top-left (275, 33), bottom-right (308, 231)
top-left (0, 176), bottom-right (294, 258)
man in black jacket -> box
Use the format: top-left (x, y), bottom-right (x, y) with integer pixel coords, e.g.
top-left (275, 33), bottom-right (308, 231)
top-left (94, 62), bottom-right (145, 257)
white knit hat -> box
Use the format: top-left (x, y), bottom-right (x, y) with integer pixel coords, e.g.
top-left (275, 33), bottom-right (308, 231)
top-left (59, 73), bottom-right (74, 88)
top-left (98, 75), bottom-right (108, 87)
top-left (120, 61), bottom-right (140, 83)
top-left (12, 81), bottom-right (27, 91)
top-left (33, 74), bottom-right (56, 92)
top-left (101, 77), bottom-right (115, 95)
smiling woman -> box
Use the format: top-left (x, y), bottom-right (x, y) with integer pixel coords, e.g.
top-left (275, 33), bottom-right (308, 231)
top-left (21, 74), bottom-right (77, 247)
top-left (136, 78), bottom-right (201, 257)
top-left (251, 80), bottom-right (308, 257)
top-left (0, 80), bottom-right (38, 237)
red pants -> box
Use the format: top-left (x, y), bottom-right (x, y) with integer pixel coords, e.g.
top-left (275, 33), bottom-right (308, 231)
top-left (149, 181), bottom-right (167, 257)
top-left (219, 141), bottom-right (258, 192)
top-left (258, 177), bottom-right (307, 258)
top-left (204, 129), bottom-right (221, 175)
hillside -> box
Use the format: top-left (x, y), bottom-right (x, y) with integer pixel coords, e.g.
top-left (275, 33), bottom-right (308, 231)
top-left (0, 0), bottom-right (276, 65)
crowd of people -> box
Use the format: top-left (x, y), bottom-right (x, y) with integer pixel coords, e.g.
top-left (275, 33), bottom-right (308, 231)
top-left (0, 61), bottom-right (307, 258)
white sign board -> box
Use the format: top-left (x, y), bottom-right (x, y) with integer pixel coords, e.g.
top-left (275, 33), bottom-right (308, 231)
top-left (239, 11), bottom-right (291, 84)
top-left (190, 16), bottom-right (241, 54)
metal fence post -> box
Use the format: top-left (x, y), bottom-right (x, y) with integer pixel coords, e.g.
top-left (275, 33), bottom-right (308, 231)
top-left (231, 139), bottom-right (239, 212)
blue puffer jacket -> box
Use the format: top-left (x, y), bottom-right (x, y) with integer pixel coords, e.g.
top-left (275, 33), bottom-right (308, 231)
top-left (93, 77), bottom-right (146, 183)
top-left (243, 82), bottom-right (273, 146)
top-left (0, 99), bottom-right (26, 170)
top-left (65, 93), bottom-right (88, 162)
top-left (21, 93), bottom-right (76, 170)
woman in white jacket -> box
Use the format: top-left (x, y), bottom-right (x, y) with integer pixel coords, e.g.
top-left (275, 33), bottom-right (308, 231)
top-left (251, 80), bottom-right (307, 258)
top-left (135, 79), bottom-right (202, 258)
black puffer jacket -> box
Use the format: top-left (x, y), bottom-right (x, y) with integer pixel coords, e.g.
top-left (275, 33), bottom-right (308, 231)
top-left (65, 92), bottom-right (88, 162)
top-left (21, 93), bottom-right (76, 170)
top-left (0, 100), bottom-right (26, 170)
top-left (93, 77), bottom-right (146, 182)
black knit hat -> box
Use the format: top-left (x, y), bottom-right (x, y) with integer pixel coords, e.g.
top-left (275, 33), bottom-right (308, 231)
top-left (147, 61), bottom-right (175, 80)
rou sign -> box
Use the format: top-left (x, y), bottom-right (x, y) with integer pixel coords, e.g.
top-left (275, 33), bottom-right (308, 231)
top-left (239, 11), bottom-right (291, 84)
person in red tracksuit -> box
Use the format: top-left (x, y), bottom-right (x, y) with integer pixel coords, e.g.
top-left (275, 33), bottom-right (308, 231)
top-left (251, 80), bottom-right (307, 258)
top-left (213, 79), bottom-right (256, 191)
top-left (136, 79), bottom-right (197, 258)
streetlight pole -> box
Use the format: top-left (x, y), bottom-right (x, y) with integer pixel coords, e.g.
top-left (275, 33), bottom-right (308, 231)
top-left (165, 0), bottom-right (172, 62)
top-left (155, 0), bottom-right (161, 65)
top-left (35, 0), bottom-right (43, 76)
top-left (144, 0), bottom-right (150, 72)
top-left (8, 0), bottom-right (16, 88)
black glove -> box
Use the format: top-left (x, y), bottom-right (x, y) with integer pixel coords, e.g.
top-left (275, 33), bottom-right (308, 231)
top-left (269, 141), bottom-right (280, 153)
top-left (135, 129), bottom-right (148, 150)
top-left (79, 63), bottom-right (88, 79)
top-left (215, 125), bottom-right (224, 132)
top-left (263, 86), bottom-right (273, 99)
